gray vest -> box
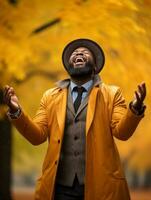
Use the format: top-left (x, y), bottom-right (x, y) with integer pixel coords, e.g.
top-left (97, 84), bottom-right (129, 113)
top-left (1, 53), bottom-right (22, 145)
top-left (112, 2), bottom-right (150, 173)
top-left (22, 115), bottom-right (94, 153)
top-left (56, 86), bottom-right (89, 186)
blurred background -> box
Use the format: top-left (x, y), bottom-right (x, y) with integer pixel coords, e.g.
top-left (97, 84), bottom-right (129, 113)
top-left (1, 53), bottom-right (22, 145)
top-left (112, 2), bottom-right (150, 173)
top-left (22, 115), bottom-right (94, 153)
top-left (0, 0), bottom-right (151, 199)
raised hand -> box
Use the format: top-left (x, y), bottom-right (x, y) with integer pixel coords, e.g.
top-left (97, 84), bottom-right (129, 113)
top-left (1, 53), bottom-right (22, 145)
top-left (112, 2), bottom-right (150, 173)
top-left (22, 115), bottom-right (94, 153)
top-left (132, 82), bottom-right (146, 110)
top-left (3, 85), bottom-right (20, 113)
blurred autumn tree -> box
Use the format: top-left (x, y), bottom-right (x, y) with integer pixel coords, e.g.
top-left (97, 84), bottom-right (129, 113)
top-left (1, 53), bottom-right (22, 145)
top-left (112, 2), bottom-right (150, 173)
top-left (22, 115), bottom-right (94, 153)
top-left (0, 0), bottom-right (151, 192)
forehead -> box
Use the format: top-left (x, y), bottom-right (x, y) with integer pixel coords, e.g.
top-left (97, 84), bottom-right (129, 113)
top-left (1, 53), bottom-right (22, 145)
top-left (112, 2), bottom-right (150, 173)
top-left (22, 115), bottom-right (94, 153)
top-left (72, 47), bottom-right (92, 54)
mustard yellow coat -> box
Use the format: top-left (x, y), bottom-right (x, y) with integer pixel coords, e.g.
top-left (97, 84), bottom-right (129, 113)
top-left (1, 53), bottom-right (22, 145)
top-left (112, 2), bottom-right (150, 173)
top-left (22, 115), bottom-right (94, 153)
top-left (10, 80), bottom-right (144, 200)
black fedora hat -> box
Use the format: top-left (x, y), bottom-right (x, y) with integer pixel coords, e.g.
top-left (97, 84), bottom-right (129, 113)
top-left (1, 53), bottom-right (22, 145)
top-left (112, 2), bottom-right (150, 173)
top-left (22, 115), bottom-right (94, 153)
top-left (62, 38), bottom-right (105, 74)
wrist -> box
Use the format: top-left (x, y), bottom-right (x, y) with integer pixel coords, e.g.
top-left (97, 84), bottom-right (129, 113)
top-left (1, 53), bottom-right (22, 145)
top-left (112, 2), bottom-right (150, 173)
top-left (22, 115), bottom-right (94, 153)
top-left (7, 107), bottom-right (22, 119)
top-left (9, 108), bottom-right (19, 114)
top-left (130, 102), bottom-right (146, 115)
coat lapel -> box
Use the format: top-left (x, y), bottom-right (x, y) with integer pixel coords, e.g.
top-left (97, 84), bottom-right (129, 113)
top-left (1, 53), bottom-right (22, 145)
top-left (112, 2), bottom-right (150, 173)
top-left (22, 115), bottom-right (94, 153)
top-left (67, 86), bottom-right (75, 116)
top-left (75, 93), bottom-right (89, 117)
top-left (55, 79), bottom-right (69, 136)
top-left (56, 88), bottom-right (68, 136)
top-left (86, 87), bottom-right (99, 136)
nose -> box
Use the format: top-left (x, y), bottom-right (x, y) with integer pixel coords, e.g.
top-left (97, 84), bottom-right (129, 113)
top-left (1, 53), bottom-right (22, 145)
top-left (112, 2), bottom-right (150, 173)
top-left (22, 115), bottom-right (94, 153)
top-left (76, 52), bottom-right (84, 56)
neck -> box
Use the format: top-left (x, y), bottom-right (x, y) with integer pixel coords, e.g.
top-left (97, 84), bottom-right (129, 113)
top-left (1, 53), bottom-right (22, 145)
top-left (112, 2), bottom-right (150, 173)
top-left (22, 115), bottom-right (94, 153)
top-left (70, 75), bottom-right (93, 86)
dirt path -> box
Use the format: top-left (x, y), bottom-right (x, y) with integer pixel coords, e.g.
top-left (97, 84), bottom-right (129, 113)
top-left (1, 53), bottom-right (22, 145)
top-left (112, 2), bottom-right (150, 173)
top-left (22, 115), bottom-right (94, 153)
top-left (13, 189), bottom-right (151, 200)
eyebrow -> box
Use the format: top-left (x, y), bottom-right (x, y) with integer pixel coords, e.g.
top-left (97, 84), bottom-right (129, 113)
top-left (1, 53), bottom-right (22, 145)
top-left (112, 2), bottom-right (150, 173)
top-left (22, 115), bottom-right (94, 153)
top-left (73, 49), bottom-right (90, 53)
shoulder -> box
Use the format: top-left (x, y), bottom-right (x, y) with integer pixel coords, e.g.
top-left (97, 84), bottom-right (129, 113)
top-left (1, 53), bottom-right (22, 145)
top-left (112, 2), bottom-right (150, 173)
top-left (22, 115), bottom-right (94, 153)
top-left (44, 87), bottom-right (61, 97)
top-left (100, 82), bottom-right (121, 97)
top-left (39, 87), bottom-right (67, 108)
top-left (43, 77), bottom-right (70, 97)
top-left (40, 87), bottom-right (63, 103)
top-left (97, 83), bottom-right (126, 107)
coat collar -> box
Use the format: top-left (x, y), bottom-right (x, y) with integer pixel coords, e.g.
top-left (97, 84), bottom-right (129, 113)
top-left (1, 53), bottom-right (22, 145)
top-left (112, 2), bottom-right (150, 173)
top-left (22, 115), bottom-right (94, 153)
top-left (55, 75), bottom-right (102, 89)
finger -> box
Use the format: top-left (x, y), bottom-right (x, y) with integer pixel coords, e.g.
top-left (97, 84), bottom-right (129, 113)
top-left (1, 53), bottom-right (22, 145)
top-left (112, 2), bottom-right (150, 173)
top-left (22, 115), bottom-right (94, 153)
top-left (4, 85), bottom-right (10, 90)
top-left (8, 87), bottom-right (15, 96)
top-left (7, 93), bottom-right (16, 108)
top-left (4, 86), bottom-right (12, 96)
top-left (138, 84), bottom-right (143, 94)
top-left (10, 97), bottom-right (19, 110)
top-left (5, 88), bottom-right (12, 98)
top-left (139, 82), bottom-right (146, 91)
top-left (3, 89), bottom-right (10, 104)
top-left (138, 83), bottom-right (146, 100)
top-left (138, 85), bottom-right (144, 100)
top-left (4, 92), bottom-right (12, 105)
top-left (6, 87), bottom-right (15, 97)
top-left (5, 88), bottom-right (14, 105)
top-left (8, 94), bottom-right (12, 106)
top-left (3, 86), bottom-right (16, 107)
top-left (3, 85), bottom-right (10, 100)
top-left (141, 82), bottom-right (146, 97)
top-left (135, 91), bottom-right (141, 103)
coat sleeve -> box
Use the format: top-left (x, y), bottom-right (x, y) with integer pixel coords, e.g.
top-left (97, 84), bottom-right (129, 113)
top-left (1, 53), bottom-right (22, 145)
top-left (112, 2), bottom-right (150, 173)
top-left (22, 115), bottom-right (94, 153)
top-left (7, 91), bottom-right (49, 145)
top-left (110, 87), bottom-right (145, 141)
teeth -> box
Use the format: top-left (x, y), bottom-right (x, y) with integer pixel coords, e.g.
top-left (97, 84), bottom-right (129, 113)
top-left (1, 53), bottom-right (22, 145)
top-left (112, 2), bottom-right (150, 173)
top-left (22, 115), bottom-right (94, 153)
top-left (75, 57), bottom-right (84, 63)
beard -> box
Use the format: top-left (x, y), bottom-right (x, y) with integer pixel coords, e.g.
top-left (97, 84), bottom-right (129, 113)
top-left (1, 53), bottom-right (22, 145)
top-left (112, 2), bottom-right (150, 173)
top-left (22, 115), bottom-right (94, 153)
top-left (67, 61), bottom-right (94, 79)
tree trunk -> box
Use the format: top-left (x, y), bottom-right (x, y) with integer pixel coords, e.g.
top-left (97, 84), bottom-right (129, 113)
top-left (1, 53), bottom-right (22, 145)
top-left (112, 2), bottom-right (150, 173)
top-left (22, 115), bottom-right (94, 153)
top-left (0, 89), bottom-right (12, 200)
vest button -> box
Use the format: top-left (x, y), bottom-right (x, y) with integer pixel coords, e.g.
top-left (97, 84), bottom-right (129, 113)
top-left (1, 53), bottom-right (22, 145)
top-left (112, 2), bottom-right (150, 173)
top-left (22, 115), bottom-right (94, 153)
top-left (58, 139), bottom-right (60, 143)
top-left (55, 160), bottom-right (58, 165)
top-left (74, 118), bottom-right (79, 122)
top-left (74, 135), bottom-right (78, 140)
top-left (74, 151), bottom-right (79, 156)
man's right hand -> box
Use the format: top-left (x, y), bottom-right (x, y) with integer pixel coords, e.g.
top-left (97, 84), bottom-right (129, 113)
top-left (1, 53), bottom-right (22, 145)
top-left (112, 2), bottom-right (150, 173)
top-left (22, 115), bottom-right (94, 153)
top-left (3, 85), bottom-right (20, 113)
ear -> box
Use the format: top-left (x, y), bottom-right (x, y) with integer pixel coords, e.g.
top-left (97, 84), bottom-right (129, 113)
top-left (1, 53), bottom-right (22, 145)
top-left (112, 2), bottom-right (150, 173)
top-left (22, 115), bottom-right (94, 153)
top-left (93, 65), bottom-right (97, 73)
top-left (92, 67), bottom-right (96, 76)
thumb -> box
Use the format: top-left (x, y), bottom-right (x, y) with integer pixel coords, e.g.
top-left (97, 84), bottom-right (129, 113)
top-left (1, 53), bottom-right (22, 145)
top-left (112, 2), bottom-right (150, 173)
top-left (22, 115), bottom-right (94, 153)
top-left (9, 96), bottom-right (20, 112)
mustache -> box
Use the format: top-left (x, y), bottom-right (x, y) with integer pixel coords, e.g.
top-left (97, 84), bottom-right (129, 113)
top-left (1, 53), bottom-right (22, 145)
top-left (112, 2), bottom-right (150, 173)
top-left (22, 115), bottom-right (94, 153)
top-left (72, 55), bottom-right (87, 63)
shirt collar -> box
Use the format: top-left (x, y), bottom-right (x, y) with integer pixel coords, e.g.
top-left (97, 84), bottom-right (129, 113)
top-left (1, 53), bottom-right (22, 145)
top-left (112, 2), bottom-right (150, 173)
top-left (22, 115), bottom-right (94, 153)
top-left (70, 79), bottom-right (93, 92)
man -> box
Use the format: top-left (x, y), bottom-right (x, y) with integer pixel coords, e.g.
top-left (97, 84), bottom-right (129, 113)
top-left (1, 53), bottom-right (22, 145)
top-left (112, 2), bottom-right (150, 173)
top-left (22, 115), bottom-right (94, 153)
top-left (3, 39), bottom-right (146, 200)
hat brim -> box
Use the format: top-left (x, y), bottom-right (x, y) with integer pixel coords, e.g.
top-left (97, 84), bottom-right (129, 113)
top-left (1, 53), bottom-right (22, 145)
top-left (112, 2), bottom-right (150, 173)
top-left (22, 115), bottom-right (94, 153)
top-left (62, 38), bottom-right (105, 74)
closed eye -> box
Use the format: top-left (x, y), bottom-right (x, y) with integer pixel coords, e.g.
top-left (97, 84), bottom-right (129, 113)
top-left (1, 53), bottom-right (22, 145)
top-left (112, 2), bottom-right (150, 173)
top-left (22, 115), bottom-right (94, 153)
top-left (72, 50), bottom-right (90, 55)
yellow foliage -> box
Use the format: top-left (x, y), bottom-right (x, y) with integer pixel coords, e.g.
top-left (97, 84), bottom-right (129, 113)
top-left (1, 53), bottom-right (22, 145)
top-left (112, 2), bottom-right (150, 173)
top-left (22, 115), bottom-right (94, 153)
top-left (0, 0), bottom-right (151, 172)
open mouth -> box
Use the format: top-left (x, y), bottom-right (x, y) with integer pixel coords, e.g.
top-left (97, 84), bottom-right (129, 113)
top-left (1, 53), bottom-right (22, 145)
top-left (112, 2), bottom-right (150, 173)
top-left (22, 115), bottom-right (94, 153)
top-left (74, 56), bottom-right (86, 65)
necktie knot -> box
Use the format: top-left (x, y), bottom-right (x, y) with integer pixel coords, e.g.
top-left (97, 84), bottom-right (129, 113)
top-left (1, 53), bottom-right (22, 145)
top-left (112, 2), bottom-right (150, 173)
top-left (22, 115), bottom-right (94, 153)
top-left (74, 86), bottom-right (86, 95)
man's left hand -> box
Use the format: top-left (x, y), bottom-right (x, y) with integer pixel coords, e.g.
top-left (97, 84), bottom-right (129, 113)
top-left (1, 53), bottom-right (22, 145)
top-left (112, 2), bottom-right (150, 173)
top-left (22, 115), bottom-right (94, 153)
top-left (132, 82), bottom-right (146, 111)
